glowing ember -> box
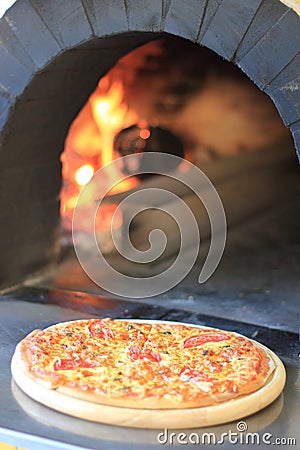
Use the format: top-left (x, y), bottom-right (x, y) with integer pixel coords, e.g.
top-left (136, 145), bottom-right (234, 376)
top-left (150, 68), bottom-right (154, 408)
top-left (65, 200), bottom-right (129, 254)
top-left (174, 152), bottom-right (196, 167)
top-left (96, 204), bottom-right (122, 231)
top-left (139, 129), bottom-right (151, 140)
top-left (75, 164), bottom-right (94, 186)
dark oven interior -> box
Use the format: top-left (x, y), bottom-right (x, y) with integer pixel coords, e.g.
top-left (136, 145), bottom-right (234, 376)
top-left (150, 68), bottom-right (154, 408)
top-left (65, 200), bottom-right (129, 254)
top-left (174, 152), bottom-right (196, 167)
top-left (0, 1), bottom-right (300, 449)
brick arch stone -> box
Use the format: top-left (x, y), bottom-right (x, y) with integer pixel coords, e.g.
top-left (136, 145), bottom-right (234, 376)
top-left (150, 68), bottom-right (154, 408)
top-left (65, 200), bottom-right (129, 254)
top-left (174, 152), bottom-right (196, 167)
top-left (0, 0), bottom-right (299, 288)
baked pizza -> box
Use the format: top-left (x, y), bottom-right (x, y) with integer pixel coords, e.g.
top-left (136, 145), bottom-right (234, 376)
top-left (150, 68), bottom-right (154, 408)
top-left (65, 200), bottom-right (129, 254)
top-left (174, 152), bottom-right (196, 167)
top-left (12, 318), bottom-right (278, 410)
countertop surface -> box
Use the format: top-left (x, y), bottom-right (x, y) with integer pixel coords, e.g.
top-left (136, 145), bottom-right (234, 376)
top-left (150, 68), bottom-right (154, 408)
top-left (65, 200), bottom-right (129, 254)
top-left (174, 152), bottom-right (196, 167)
top-left (0, 290), bottom-right (299, 450)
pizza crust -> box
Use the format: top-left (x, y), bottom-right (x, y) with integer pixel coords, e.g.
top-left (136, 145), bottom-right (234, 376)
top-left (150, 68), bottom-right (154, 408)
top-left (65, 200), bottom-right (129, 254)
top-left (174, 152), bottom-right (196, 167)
top-left (11, 319), bottom-right (285, 426)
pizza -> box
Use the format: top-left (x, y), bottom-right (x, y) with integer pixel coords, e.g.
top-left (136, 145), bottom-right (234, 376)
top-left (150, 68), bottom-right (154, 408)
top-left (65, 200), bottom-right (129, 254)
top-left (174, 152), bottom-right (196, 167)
top-left (12, 318), bottom-right (279, 411)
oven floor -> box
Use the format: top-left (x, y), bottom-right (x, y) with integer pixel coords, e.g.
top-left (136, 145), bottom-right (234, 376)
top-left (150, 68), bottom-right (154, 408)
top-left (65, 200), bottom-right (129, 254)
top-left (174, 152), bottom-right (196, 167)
top-left (0, 296), bottom-right (299, 450)
top-left (35, 189), bottom-right (300, 334)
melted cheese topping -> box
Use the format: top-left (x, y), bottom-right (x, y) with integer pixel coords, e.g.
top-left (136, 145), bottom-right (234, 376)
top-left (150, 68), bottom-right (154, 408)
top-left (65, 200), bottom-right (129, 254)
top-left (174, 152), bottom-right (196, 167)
top-left (19, 319), bottom-right (274, 408)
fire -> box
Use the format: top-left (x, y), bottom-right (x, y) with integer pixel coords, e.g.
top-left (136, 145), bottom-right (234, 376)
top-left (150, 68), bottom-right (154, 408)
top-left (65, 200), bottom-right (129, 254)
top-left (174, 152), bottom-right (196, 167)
top-left (91, 79), bottom-right (133, 166)
top-left (75, 164), bottom-right (94, 186)
top-left (60, 73), bottom-right (139, 237)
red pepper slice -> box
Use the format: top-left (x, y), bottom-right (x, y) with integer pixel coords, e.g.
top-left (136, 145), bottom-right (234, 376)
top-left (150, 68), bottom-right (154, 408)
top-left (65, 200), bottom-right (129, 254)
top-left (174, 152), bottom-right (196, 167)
top-left (255, 358), bottom-right (262, 374)
top-left (54, 358), bottom-right (97, 371)
top-left (128, 345), bottom-right (141, 361)
top-left (88, 320), bottom-right (114, 339)
top-left (183, 333), bottom-right (230, 348)
top-left (142, 349), bottom-right (161, 363)
top-left (128, 346), bottom-right (161, 362)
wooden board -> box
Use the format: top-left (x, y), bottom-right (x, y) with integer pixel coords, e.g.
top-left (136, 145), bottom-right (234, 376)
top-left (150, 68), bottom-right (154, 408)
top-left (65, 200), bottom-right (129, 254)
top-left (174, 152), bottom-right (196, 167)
top-left (11, 321), bottom-right (286, 429)
top-left (11, 380), bottom-right (284, 442)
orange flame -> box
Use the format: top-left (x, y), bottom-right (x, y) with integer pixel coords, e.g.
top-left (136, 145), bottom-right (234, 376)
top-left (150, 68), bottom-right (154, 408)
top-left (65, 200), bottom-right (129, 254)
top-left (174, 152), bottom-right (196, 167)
top-left (60, 75), bottom-right (139, 234)
top-left (75, 164), bottom-right (94, 186)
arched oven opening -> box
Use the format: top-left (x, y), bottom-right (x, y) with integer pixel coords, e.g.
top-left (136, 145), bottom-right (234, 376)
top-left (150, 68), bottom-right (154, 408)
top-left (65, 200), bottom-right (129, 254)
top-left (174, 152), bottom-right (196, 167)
top-left (50, 35), bottom-right (299, 331)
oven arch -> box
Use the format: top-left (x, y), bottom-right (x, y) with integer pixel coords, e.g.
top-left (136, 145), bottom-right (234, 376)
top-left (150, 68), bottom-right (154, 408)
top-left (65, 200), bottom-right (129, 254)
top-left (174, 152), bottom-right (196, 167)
top-left (0, 0), bottom-right (299, 289)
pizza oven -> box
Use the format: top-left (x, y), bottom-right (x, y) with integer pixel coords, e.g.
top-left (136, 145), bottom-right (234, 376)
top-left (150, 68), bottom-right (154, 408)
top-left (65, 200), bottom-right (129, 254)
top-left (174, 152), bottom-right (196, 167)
top-left (0, 1), bottom-right (299, 449)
